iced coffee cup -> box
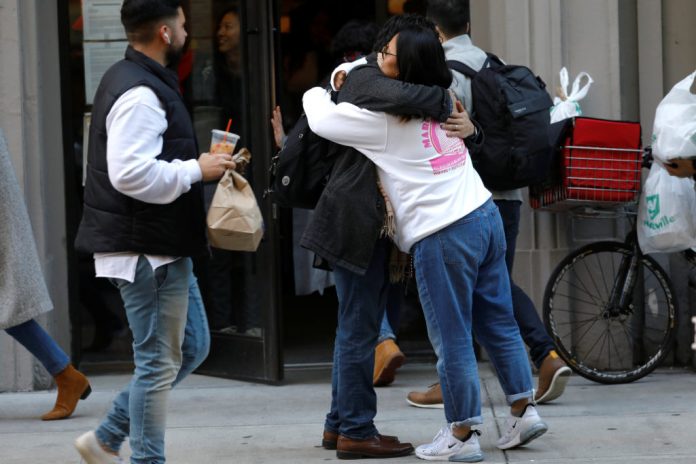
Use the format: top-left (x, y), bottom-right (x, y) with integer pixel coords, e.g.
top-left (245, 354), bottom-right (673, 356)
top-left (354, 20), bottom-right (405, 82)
top-left (210, 129), bottom-right (240, 155)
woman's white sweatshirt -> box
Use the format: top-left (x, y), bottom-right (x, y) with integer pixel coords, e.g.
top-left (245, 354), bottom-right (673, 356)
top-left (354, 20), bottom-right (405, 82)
top-left (303, 87), bottom-right (491, 253)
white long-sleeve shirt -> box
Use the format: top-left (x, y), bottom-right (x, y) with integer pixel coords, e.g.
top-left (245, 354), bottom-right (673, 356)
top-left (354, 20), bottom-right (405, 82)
top-left (303, 87), bottom-right (490, 252)
top-left (94, 86), bottom-right (203, 283)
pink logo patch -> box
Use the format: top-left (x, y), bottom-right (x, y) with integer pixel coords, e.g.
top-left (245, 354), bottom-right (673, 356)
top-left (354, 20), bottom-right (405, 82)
top-left (421, 120), bottom-right (468, 175)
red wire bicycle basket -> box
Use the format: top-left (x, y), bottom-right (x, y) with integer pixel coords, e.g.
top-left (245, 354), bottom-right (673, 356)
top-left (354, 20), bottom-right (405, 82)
top-left (530, 117), bottom-right (643, 211)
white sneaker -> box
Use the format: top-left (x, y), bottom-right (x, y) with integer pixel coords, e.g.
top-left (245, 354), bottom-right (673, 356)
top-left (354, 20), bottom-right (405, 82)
top-left (75, 431), bottom-right (123, 464)
top-left (496, 404), bottom-right (548, 450)
top-left (416, 426), bottom-right (483, 462)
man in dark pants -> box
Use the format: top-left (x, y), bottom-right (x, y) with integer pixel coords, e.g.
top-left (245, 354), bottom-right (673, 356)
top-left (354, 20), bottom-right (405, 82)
top-left (407, 0), bottom-right (571, 409)
top-left (298, 15), bottom-right (474, 459)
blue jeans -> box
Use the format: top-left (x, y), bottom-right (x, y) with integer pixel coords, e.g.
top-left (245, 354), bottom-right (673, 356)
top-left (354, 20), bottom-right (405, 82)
top-left (494, 200), bottom-right (556, 368)
top-left (5, 319), bottom-right (70, 376)
top-left (378, 313), bottom-right (396, 343)
top-left (325, 239), bottom-right (390, 439)
top-left (377, 283), bottom-right (403, 343)
top-left (95, 257), bottom-right (210, 464)
top-left (413, 199), bottom-right (533, 426)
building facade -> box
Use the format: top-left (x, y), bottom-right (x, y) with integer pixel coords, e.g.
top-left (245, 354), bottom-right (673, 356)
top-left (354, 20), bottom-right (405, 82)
top-left (1, 0), bottom-right (695, 391)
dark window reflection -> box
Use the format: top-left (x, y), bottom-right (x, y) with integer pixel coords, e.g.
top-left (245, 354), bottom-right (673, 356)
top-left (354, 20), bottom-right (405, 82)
top-left (179, 1), bottom-right (261, 338)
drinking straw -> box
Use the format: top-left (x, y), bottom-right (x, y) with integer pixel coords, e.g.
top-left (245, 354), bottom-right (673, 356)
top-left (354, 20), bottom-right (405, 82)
top-left (222, 118), bottom-right (232, 143)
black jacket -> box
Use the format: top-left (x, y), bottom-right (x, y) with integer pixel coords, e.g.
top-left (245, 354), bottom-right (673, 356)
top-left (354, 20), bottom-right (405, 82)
top-left (75, 47), bottom-right (207, 257)
top-left (300, 56), bottom-right (451, 274)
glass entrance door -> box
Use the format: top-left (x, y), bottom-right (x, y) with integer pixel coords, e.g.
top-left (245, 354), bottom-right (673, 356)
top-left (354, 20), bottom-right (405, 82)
top-left (187, 0), bottom-right (282, 382)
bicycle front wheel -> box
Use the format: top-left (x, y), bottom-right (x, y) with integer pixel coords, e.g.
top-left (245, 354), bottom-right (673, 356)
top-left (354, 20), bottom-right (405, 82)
top-left (543, 241), bottom-right (676, 384)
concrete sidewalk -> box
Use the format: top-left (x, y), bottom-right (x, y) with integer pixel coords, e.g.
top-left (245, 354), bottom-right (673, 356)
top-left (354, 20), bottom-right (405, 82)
top-left (1, 363), bottom-right (695, 463)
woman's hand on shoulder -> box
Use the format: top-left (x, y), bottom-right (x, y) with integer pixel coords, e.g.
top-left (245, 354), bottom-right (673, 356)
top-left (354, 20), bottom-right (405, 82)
top-left (333, 71), bottom-right (347, 91)
top-left (444, 100), bottom-right (475, 139)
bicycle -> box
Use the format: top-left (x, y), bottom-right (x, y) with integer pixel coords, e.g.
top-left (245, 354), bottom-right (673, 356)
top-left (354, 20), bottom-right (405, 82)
top-left (543, 212), bottom-right (691, 384)
top-left (531, 118), bottom-right (687, 384)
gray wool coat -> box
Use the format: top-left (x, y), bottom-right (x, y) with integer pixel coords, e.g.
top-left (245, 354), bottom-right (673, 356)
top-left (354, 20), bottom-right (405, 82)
top-left (0, 128), bottom-right (53, 329)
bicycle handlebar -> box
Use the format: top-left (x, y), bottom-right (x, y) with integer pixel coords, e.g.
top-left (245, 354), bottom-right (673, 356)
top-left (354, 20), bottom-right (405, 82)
top-left (642, 146), bottom-right (653, 168)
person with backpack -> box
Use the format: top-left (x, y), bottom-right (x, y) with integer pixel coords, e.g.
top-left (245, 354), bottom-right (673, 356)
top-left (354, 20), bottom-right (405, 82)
top-left (303, 18), bottom-right (548, 462)
top-left (407, 0), bottom-right (572, 411)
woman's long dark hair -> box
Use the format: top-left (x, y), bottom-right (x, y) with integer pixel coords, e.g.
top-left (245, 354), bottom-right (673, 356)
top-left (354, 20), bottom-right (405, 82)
top-left (396, 26), bottom-right (452, 89)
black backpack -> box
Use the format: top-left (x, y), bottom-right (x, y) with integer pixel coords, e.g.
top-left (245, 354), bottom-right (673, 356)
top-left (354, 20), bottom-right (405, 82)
top-left (268, 113), bottom-right (335, 209)
top-left (447, 54), bottom-right (553, 190)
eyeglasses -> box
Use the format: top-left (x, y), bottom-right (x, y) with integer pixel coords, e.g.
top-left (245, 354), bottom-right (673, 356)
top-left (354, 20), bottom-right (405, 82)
top-left (380, 48), bottom-right (397, 58)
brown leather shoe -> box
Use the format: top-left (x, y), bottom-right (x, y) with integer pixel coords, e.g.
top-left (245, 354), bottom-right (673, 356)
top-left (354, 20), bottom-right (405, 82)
top-left (373, 339), bottom-right (405, 386)
top-left (322, 430), bottom-right (399, 450)
top-left (534, 350), bottom-right (571, 404)
top-left (336, 434), bottom-right (413, 459)
top-left (322, 430), bottom-right (339, 450)
top-left (41, 365), bottom-right (91, 420)
top-left (406, 382), bottom-right (444, 409)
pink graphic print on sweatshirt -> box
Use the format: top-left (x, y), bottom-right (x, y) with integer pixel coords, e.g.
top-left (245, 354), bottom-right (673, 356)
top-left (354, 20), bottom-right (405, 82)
top-left (421, 120), bottom-right (468, 175)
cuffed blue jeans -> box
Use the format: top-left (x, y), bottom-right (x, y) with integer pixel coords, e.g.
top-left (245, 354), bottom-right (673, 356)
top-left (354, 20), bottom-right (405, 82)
top-left (325, 239), bottom-right (390, 439)
top-left (95, 256), bottom-right (210, 464)
top-left (494, 200), bottom-right (556, 368)
top-left (5, 319), bottom-right (70, 376)
top-left (413, 199), bottom-right (533, 426)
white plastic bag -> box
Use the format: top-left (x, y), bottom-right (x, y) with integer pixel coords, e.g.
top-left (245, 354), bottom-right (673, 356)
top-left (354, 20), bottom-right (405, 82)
top-left (550, 67), bottom-right (594, 124)
top-left (637, 163), bottom-right (696, 254)
top-left (652, 70), bottom-right (696, 163)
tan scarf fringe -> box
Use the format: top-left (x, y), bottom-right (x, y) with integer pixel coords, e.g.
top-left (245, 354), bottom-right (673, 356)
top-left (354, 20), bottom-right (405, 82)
top-left (377, 180), bottom-right (396, 240)
top-left (388, 246), bottom-right (413, 283)
top-left (377, 179), bottom-right (412, 283)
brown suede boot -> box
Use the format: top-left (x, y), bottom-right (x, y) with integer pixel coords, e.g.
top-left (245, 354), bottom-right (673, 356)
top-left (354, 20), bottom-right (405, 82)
top-left (41, 365), bottom-right (91, 421)
top-left (534, 350), bottom-right (571, 404)
top-left (406, 382), bottom-right (444, 409)
top-left (373, 339), bottom-right (405, 386)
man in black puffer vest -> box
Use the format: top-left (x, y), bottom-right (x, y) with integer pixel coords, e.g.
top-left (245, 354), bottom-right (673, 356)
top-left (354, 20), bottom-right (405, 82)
top-left (73, 2), bottom-right (234, 463)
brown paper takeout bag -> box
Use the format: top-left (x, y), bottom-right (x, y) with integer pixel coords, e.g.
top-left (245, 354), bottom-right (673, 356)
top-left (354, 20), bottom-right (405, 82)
top-left (207, 169), bottom-right (263, 252)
